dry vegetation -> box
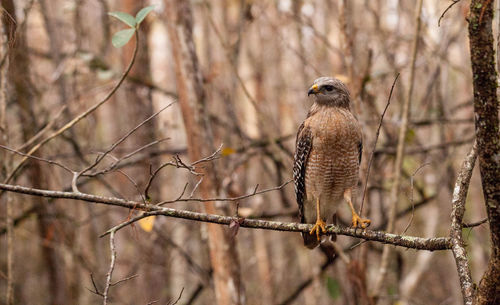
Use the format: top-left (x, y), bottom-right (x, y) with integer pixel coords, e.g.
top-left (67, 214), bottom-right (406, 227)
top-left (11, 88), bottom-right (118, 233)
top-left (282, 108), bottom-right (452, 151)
top-left (0, 1), bottom-right (498, 305)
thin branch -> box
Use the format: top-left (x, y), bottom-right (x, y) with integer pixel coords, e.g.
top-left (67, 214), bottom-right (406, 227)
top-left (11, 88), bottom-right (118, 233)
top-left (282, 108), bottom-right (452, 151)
top-left (88, 273), bottom-right (104, 297)
top-left (16, 105), bottom-right (67, 151)
top-left (450, 141), bottom-right (477, 305)
top-left (463, 218), bottom-right (487, 228)
top-left (110, 274), bottom-right (138, 287)
top-left (84, 137), bottom-right (171, 178)
top-left (102, 231), bottom-right (117, 305)
top-left (402, 162), bottom-right (430, 234)
top-left (0, 182), bottom-right (452, 251)
top-left (79, 102), bottom-right (174, 177)
top-left (360, 73), bottom-right (399, 215)
top-left (438, 0), bottom-right (461, 27)
top-left (0, 144), bottom-right (75, 174)
top-left (157, 180), bottom-right (292, 205)
top-left (144, 145), bottom-right (222, 200)
top-left (184, 284), bottom-right (204, 305)
top-left (167, 287), bottom-right (184, 305)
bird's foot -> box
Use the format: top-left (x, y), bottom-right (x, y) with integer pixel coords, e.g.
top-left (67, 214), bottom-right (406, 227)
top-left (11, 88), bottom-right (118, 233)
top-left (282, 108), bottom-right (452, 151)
top-left (351, 213), bottom-right (371, 229)
top-left (309, 219), bottom-right (327, 241)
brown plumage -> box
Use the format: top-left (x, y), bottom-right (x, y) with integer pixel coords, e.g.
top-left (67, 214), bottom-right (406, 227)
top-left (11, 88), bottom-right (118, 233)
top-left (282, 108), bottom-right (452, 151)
top-left (293, 77), bottom-right (369, 249)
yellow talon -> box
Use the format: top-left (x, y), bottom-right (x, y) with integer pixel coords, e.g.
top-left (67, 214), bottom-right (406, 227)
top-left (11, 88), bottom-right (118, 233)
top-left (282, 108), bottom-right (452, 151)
top-left (309, 219), bottom-right (327, 241)
top-left (351, 213), bottom-right (371, 229)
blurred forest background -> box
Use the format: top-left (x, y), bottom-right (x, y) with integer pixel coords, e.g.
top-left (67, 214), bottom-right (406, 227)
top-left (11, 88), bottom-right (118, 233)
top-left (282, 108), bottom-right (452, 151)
top-left (0, 0), bottom-right (497, 304)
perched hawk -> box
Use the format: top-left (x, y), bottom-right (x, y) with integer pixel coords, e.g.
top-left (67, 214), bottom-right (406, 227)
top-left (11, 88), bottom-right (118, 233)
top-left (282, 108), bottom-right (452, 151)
top-left (293, 77), bottom-right (370, 249)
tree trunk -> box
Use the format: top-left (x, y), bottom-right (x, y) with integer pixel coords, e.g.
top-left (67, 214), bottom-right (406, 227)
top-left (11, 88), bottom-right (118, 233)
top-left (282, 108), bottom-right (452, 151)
top-left (468, 1), bottom-right (500, 304)
top-left (164, 1), bottom-right (245, 304)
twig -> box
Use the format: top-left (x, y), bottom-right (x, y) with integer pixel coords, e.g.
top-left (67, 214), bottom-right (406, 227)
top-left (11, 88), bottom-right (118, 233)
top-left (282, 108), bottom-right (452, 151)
top-left (84, 137), bottom-right (171, 178)
top-left (0, 144), bottom-right (75, 174)
top-left (184, 284), bottom-right (204, 305)
top-left (76, 103), bottom-right (174, 186)
top-left (189, 177), bottom-right (204, 198)
top-left (88, 273), bottom-right (104, 297)
top-left (16, 105), bottom-right (67, 151)
top-left (359, 73), bottom-right (399, 215)
top-left (110, 274), bottom-right (138, 287)
top-left (144, 145), bottom-right (222, 200)
top-left (463, 218), bottom-right (487, 228)
top-left (167, 287), bottom-right (184, 305)
top-left (80, 103), bottom-right (173, 176)
top-left (102, 231), bottom-right (117, 305)
top-left (157, 180), bottom-right (292, 205)
top-left (449, 141), bottom-right (477, 305)
top-left (402, 162), bottom-right (430, 234)
top-left (438, 1), bottom-right (461, 27)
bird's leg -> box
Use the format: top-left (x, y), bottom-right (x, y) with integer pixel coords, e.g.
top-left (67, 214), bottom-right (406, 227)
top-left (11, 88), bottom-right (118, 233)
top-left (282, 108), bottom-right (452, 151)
top-left (344, 188), bottom-right (371, 229)
top-left (309, 197), bottom-right (327, 241)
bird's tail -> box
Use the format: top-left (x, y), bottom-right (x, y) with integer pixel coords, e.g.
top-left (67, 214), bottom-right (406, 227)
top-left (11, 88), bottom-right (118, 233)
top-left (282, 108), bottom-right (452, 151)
top-left (302, 232), bottom-right (337, 249)
top-left (302, 232), bottom-right (320, 249)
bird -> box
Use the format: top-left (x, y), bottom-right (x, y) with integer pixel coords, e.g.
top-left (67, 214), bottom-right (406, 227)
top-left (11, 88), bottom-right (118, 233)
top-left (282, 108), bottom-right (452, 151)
top-left (293, 76), bottom-right (370, 249)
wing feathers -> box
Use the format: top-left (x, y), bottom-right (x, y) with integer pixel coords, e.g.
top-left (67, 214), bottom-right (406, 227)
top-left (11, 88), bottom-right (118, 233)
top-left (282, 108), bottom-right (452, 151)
top-left (293, 123), bottom-right (313, 223)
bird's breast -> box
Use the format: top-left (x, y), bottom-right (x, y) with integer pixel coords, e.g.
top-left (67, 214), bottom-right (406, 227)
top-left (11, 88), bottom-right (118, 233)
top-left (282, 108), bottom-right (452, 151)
top-left (304, 107), bottom-right (361, 199)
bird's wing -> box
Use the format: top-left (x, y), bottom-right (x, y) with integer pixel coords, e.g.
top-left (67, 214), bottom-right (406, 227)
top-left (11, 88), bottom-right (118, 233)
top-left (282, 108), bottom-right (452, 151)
top-left (358, 139), bottom-right (363, 164)
top-left (293, 122), bottom-right (313, 223)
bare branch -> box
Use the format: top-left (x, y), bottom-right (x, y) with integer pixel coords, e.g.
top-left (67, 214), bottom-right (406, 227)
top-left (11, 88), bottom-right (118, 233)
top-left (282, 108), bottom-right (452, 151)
top-left (438, 0), bottom-right (461, 27)
top-left (402, 162), bottom-right (430, 234)
top-left (0, 182), bottom-right (452, 251)
top-left (144, 145), bottom-right (222, 200)
top-left (450, 141), bottom-right (478, 305)
top-left (0, 144), bottom-right (75, 174)
top-left (16, 105), bottom-right (67, 151)
top-left (102, 231), bottom-right (117, 305)
top-left (463, 218), bottom-right (488, 228)
top-left (84, 137), bottom-right (170, 179)
top-left (167, 287), bottom-right (184, 305)
top-left (78, 102), bottom-right (174, 177)
top-left (157, 180), bottom-right (292, 205)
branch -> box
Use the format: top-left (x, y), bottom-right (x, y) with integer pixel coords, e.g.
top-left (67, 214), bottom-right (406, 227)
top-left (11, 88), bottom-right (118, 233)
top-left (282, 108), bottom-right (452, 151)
top-left (450, 141), bottom-right (477, 305)
top-left (102, 231), bottom-right (116, 305)
top-left (0, 182), bottom-right (452, 251)
top-left (438, 0), bottom-right (461, 27)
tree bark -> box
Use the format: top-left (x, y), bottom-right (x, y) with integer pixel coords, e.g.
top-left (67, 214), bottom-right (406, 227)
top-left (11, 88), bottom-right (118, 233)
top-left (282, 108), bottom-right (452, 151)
top-left (468, 1), bottom-right (500, 304)
top-left (164, 1), bottom-right (245, 304)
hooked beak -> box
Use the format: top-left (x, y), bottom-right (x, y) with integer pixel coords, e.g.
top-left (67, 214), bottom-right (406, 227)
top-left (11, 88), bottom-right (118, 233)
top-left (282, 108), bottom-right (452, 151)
top-left (308, 84), bottom-right (319, 96)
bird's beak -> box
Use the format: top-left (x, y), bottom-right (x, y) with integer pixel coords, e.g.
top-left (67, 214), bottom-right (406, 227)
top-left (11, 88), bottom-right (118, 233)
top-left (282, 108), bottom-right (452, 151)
top-left (308, 84), bottom-right (319, 96)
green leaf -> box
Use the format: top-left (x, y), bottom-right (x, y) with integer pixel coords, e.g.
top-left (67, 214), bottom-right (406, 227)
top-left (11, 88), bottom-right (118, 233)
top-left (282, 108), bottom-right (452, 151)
top-left (111, 28), bottom-right (135, 48)
top-left (108, 11), bottom-right (136, 27)
top-left (135, 5), bottom-right (155, 25)
top-left (326, 277), bottom-right (341, 299)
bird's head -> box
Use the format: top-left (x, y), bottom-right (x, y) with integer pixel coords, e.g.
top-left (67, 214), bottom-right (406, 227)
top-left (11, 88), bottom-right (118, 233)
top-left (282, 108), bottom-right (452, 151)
top-left (307, 77), bottom-right (351, 108)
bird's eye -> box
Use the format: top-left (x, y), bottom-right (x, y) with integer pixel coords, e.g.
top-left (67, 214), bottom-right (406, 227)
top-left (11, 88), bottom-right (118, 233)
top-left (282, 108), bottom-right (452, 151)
top-left (323, 85), bottom-right (334, 91)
